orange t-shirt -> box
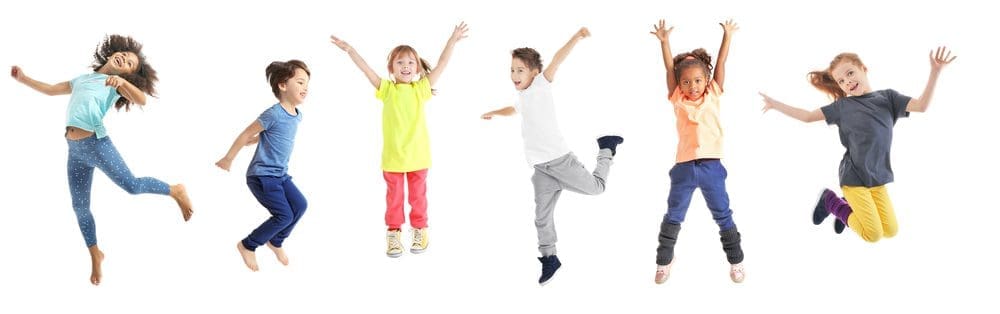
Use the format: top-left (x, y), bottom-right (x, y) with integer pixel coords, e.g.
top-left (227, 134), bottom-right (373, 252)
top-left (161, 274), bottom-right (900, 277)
top-left (669, 81), bottom-right (724, 163)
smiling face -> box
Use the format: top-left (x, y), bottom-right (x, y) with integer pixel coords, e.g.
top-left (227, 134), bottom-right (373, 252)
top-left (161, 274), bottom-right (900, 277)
top-left (103, 51), bottom-right (139, 75)
top-left (279, 68), bottom-right (310, 106)
top-left (511, 57), bottom-right (540, 91)
top-left (677, 66), bottom-right (708, 100)
top-left (390, 51), bottom-right (420, 83)
top-left (831, 61), bottom-right (871, 97)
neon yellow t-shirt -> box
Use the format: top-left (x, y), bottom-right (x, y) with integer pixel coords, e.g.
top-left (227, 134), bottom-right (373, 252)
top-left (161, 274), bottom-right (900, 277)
top-left (376, 77), bottom-right (432, 172)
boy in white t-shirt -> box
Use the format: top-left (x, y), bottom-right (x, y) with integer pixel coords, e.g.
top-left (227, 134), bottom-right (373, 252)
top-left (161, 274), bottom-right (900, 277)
top-left (481, 27), bottom-right (623, 286)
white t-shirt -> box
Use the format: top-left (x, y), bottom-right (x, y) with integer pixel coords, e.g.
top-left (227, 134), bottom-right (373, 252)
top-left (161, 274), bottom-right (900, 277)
top-left (514, 73), bottom-right (571, 166)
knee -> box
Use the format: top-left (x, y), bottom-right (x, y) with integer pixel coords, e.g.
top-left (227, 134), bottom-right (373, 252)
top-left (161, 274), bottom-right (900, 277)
top-left (273, 211), bottom-right (294, 227)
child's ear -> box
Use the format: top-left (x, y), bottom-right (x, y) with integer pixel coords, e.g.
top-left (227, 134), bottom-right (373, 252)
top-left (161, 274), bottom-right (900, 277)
top-left (278, 82), bottom-right (288, 92)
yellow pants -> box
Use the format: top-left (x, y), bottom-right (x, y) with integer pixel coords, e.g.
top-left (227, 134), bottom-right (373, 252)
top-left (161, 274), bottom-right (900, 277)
top-left (842, 185), bottom-right (898, 243)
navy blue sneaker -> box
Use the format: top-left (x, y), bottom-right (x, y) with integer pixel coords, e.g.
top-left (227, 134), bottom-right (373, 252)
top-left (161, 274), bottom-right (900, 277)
top-left (834, 219), bottom-right (846, 234)
top-left (813, 189), bottom-right (834, 225)
top-left (597, 135), bottom-right (624, 156)
top-left (538, 255), bottom-right (562, 285)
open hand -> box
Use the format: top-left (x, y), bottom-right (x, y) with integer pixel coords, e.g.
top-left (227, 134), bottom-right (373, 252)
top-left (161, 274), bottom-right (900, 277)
top-left (650, 19), bottom-right (673, 42)
top-left (929, 46), bottom-right (957, 71)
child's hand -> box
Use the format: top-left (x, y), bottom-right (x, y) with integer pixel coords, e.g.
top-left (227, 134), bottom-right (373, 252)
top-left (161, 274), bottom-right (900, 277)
top-left (720, 19), bottom-right (739, 35)
top-left (929, 46), bottom-right (957, 71)
top-left (105, 75), bottom-right (126, 89)
top-left (575, 27), bottom-right (591, 40)
top-left (481, 112), bottom-right (495, 120)
top-left (329, 35), bottom-right (353, 52)
top-left (215, 158), bottom-right (233, 172)
top-left (10, 66), bottom-right (25, 82)
top-left (759, 92), bottom-right (780, 113)
top-left (650, 19), bottom-right (673, 42)
top-left (450, 22), bottom-right (469, 43)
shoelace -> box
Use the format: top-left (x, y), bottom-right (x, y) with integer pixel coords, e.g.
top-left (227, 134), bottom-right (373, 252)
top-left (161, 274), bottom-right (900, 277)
top-left (731, 264), bottom-right (745, 277)
top-left (413, 230), bottom-right (424, 246)
top-left (388, 233), bottom-right (402, 251)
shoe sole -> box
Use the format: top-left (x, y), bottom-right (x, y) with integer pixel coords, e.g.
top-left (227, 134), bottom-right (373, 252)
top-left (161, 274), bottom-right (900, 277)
top-left (812, 189), bottom-right (829, 225)
top-left (539, 268), bottom-right (559, 286)
top-left (387, 252), bottom-right (402, 258)
top-left (410, 248), bottom-right (426, 254)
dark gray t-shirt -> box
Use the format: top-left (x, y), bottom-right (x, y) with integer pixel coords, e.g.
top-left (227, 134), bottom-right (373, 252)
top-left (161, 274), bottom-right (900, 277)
top-left (821, 89), bottom-right (911, 187)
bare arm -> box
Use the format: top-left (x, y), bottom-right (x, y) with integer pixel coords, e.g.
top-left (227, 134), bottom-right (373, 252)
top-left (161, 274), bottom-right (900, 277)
top-left (215, 120), bottom-right (265, 171)
top-left (543, 27), bottom-right (590, 82)
top-left (650, 20), bottom-right (677, 97)
top-left (10, 66), bottom-right (70, 96)
top-left (105, 75), bottom-right (146, 105)
top-left (481, 106), bottom-right (516, 120)
top-left (760, 92), bottom-right (825, 123)
top-left (906, 46), bottom-right (956, 113)
top-left (426, 22), bottom-right (468, 87)
top-left (714, 19), bottom-right (739, 90)
top-left (330, 35), bottom-right (381, 89)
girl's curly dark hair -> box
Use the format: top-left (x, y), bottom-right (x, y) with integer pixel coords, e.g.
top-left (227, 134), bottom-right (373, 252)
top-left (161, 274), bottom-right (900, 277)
top-left (91, 35), bottom-right (157, 111)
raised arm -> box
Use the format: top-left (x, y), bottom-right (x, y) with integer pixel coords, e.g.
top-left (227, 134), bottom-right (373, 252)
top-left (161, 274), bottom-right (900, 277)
top-left (105, 75), bottom-right (147, 105)
top-left (330, 35), bottom-right (381, 89)
top-left (759, 92), bottom-right (825, 123)
top-left (215, 120), bottom-right (266, 172)
top-left (426, 22), bottom-right (468, 87)
top-left (650, 20), bottom-right (677, 97)
top-left (10, 66), bottom-right (71, 96)
top-left (543, 27), bottom-right (590, 82)
top-left (906, 46), bottom-right (956, 113)
top-left (480, 106), bottom-right (516, 120)
top-left (714, 19), bottom-right (738, 90)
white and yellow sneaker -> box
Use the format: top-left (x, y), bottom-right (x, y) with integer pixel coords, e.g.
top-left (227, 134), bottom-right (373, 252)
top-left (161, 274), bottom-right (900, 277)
top-left (386, 230), bottom-right (403, 258)
top-left (411, 228), bottom-right (429, 254)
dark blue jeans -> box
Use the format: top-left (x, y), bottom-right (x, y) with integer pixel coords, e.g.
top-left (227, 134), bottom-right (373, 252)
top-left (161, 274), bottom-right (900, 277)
top-left (663, 159), bottom-right (736, 231)
top-left (242, 175), bottom-right (308, 251)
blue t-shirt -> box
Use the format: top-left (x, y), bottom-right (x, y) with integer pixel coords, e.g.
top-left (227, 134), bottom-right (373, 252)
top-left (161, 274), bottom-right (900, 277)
top-left (821, 89), bottom-right (911, 187)
top-left (247, 103), bottom-right (302, 177)
top-left (66, 72), bottom-right (120, 138)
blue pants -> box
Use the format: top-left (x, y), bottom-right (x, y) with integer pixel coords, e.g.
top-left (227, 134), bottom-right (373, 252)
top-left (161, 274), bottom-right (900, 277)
top-left (663, 159), bottom-right (736, 231)
top-left (242, 175), bottom-right (307, 251)
top-left (67, 136), bottom-right (170, 247)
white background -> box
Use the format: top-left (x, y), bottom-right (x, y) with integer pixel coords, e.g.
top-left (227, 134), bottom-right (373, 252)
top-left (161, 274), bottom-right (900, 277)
top-left (1, 0), bottom-right (996, 312)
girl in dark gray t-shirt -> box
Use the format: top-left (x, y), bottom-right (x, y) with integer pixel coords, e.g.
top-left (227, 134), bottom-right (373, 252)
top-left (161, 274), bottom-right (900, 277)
top-left (759, 47), bottom-right (956, 243)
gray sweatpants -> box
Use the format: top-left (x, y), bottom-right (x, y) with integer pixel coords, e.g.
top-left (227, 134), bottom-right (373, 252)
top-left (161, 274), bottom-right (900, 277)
top-left (532, 150), bottom-right (614, 256)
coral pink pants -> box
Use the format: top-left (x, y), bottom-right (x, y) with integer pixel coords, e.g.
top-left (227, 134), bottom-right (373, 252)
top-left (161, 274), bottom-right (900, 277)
top-left (383, 169), bottom-right (428, 229)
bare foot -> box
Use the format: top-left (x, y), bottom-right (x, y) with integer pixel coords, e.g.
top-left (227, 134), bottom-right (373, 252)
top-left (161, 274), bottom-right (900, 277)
top-left (237, 241), bottom-right (259, 271)
top-left (88, 245), bottom-right (105, 286)
top-left (170, 184), bottom-right (193, 221)
top-left (266, 242), bottom-right (289, 266)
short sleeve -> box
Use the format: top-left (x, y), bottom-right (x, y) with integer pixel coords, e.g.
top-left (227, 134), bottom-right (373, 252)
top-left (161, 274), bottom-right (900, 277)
top-left (709, 80), bottom-right (723, 97)
top-left (821, 101), bottom-right (841, 126)
top-left (104, 89), bottom-right (120, 108)
top-left (414, 77), bottom-right (432, 102)
top-left (885, 89), bottom-right (912, 119)
top-left (375, 78), bottom-right (393, 101)
top-left (257, 107), bottom-right (275, 130)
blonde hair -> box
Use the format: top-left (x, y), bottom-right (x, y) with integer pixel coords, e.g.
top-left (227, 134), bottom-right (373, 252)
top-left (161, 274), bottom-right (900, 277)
top-left (387, 45), bottom-right (432, 80)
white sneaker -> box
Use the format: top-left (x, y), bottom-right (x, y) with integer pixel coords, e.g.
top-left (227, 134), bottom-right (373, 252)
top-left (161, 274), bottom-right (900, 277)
top-left (654, 263), bottom-right (672, 284)
top-left (730, 263), bottom-right (745, 283)
top-left (410, 228), bottom-right (428, 254)
top-left (386, 230), bottom-right (403, 258)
